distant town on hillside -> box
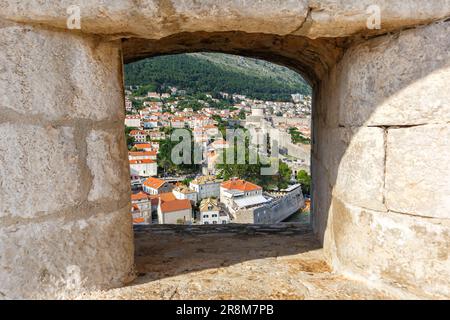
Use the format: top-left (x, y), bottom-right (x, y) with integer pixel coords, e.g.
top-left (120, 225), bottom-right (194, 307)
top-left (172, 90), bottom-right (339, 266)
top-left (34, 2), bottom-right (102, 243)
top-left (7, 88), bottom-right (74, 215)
top-left (124, 53), bottom-right (312, 226)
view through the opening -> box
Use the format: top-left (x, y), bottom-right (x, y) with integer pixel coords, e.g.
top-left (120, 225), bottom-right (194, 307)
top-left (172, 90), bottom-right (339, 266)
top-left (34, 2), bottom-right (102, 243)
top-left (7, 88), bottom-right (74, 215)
top-left (124, 53), bottom-right (312, 226)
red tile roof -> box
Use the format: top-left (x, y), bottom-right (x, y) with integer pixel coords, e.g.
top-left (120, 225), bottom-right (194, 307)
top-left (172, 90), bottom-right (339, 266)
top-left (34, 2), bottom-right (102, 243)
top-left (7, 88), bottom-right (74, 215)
top-left (131, 192), bottom-right (150, 201)
top-left (129, 159), bottom-right (156, 164)
top-left (149, 192), bottom-right (176, 204)
top-left (130, 130), bottom-right (147, 135)
top-left (221, 179), bottom-right (261, 192)
top-left (133, 217), bottom-right (145, 224)
top-left (143, 177), bottom-right (167, 189)
top-left (134, 143), bottom-right (152, 149)
top-left (129, 151), bottom-right (157, 157)
top-left (160, 199), bottom-right (192, 213)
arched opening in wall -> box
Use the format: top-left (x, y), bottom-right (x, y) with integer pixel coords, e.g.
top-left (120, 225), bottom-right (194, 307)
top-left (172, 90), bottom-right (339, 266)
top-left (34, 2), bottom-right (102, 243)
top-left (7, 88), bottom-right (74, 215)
top-left (124, 52), bottom-right (312, 227)
top-left (113, 32), bottom-right (345, 292)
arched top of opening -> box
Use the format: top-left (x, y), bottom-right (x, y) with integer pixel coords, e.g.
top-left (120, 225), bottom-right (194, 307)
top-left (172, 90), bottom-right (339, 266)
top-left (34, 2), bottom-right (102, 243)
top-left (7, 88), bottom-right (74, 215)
top-left (122, 32), bottom-right (345, 86)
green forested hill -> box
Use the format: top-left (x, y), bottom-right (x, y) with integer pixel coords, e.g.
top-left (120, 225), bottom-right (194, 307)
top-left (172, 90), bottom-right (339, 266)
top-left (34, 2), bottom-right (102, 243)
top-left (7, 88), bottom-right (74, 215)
top-left (124, 53), bottom-right (311, 101)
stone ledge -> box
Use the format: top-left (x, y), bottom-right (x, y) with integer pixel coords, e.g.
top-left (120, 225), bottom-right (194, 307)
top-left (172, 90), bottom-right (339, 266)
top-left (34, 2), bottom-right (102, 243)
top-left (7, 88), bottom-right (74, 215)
top-left (86, 223), bottom-right (395, 300)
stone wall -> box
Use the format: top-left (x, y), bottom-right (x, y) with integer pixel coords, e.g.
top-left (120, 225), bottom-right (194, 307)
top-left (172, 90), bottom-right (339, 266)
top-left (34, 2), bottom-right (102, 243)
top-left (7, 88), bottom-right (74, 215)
top-left (0, 22), bottom-right (134, 299)
top-left (0, 0), bottom-right (449, 299)
top-left (232, 187), bottom-right (305, 224)
top-left (312, 21), bottom-right (450, 298)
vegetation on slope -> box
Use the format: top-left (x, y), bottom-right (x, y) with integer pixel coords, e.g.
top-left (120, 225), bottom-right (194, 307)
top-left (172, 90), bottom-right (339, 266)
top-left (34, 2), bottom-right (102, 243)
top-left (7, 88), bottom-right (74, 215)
top-left (125, 53), bottom-right (311, 101)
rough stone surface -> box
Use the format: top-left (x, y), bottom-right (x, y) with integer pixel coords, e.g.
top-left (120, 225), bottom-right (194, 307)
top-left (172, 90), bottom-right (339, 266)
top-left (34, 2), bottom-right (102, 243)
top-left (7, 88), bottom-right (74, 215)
top-left (0, 208), bottom-right (134, 299)
top-left (385, 125), bottom-right (450, 219)
top-left (0, 22), bottom-right (134, 299)
top-left (122, 32), bottom-right (343, 85)
top-left (85, 224), bottom-right (394, 300)
top-left (328, 198), bottom-right (450, 298)
top-left (0, 0), bottom-right (449, 39)
top-left (298, 0), bottom-right (450, 38)
top-left (333, 127), bottom-right (386, 211)
top-left (87, 129), bottom-right (131, 203)
top-left (0, 124), bottom-right (81, 219)
top-left (314, 126), bottom-right (386, 212)
top-left (0, 22), bottom-right (124, 121)
top-left (337, 21), bottom-right (450, 127)
top-left (312, 19), bottom-right (450, 300)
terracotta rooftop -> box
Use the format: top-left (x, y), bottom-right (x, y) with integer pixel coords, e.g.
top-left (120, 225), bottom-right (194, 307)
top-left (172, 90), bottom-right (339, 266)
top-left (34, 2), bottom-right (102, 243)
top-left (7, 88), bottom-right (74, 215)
top-left (129, 159), bottom-right (156, 164)
top-left (149, 192), bottom-right (177, 204)
top-left (221, 179), bottom-right (261, 192)
top-left (129, 151), bottom-right (157, 157)
top-left (160, 199), bottom-right (192, 213)
top-left (134, 143), bottom-right (151, 149)
top-left (133, 217), bottom-right (145, 224)
top-left (130, 130), bottom-right (147, 135)
top-left (143, 177), bottom-right (167, 189)
top-left (131, 192), bottom-right (150, 201)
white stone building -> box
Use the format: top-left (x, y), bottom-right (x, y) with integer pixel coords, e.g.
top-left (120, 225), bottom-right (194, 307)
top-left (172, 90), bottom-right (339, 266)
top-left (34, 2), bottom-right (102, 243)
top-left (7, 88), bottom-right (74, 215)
top-left (199, 198), bottom-right (230, 225)
top-left (173, 185), bottom-right (198, 203)
top-left (129, 150), bottom-right (157, 161)
top-left (157, 199), bottom-right (192, 224)
top-left (129, 159), bottom-right (157, 178)
top-left (131, 191), bottom-right (152, 224)
top-left (171, 117), bottom-right (186, 128)
top-left (220, 178), bottom-right (267, 215)
top-left (190, 175), bottom-right (222, 200)
top-left (129, 130), bottom-right (147, 143)
top-left (125, 115), bottom-right (141, 128)
top-left (143, 177), bottom-right (173, 195)
top-left (125, 99), bottom-right (133, 112)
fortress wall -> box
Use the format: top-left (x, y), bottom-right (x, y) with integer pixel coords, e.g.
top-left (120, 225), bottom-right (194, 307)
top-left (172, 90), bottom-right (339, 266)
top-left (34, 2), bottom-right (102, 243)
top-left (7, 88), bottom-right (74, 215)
top-left (0, 22), bottom-right (134, 299)
top-left (312, 21), bottom-right (450, 298)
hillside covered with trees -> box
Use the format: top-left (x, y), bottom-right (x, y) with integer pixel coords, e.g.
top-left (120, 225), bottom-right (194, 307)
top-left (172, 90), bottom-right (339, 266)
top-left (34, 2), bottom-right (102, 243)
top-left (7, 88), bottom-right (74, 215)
top-left (124, 53), bottom-right (311, 101)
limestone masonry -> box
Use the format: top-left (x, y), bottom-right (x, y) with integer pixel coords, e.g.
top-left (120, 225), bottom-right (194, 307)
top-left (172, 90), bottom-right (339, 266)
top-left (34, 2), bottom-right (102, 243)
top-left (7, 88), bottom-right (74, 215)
top-left (0, 0), bottom-right (449, 299)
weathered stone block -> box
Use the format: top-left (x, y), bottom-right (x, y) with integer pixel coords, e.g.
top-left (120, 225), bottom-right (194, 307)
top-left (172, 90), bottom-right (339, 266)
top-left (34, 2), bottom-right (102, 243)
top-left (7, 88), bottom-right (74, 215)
top-left (338, 22), bottom-right (450, 126)
top-left (0, 208), bottom-right (134, 299)
top-left (0, 0), bottom-right (309, 37)
top-left (299, 0), bottom-right (450, 38)
top-left (328, 197), bottom-right (450, 298)
top-left (1, 0), bottom-right (450, 39)
top-left (0, 124), bottom-right (82, 219)
top-left (86, 130), bottom-right (130, 202)
top-left (318, 127), bottom-right (386, 211)
top-left (385, 124), bottom-right (450, 219)
top-left (0, 24), bottom-right (124, 121)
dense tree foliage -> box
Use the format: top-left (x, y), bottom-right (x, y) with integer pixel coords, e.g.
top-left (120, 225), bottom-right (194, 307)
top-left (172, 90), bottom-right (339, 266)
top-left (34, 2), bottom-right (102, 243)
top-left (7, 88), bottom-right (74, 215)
top-left (296, 170), bottom-right (311, 195)
top-left (289, 127), bottom-right (311, 145)
top-left (157, 129), bottom-right (200, 176)
top-left (215, 134), bottom-right (292, 190)
top-left (125, 53), bottom-right (311, 102)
